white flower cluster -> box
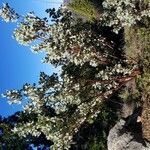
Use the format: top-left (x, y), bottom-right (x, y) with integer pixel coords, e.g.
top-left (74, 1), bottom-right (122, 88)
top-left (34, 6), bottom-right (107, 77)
top-left (78, 103), bottom-right (91, 116)
top-left (102, 0), bottom-right (150, 33)
top-left (13, 12), bottom-right (47, 45)
top-left (29, 9), bottom-right (111, 67)
top-left (6, 67), bottom-right (129, 150)
top-left (12, 121), bottom-right (41, 137)
top-left (96, 64), bottom-right (133, 79)
top-left (0, 3), bottom-right (19, 22)
top-left (33, 22), bottom-right (109, 67)
top-left (4, 70), bottom-right (115, 149)
top-left (4, 62), bottom-right (136, 149)
top-left (0, 5), bottom-right (113, 67)
top-left (2, 90), bottom-right (21, 104)
top-left (22, 85), bottom-right (45, 113)
top-left (12, 113), bottom-right (73, 150)
top-left (92, 64), bottom-right (135, 91)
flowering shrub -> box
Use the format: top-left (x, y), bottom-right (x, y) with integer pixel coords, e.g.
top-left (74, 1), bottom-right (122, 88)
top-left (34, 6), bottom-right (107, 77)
top-left (2, 62), bottom-right (139, 149)
top-left (0, 2), bottom-right (143, 149)
top-left (102, 0), bottom-right (150, 33)
top-left (0, 3), bottom-right (19, 22)
top-left (30, 9), bottom-right (114, 67)
top-left (13, 12), bottom-right (48, 45)
top-left (0, 3), bottom-right (115, 66)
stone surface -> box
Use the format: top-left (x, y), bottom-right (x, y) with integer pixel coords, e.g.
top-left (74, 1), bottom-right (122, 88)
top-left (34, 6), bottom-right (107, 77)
top-left (107, 119), bottom-right (150, 150)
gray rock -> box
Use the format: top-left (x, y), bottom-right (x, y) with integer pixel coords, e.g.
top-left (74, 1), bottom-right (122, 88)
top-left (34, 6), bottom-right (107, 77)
top-left (107, 119), bottom-right (150, 150)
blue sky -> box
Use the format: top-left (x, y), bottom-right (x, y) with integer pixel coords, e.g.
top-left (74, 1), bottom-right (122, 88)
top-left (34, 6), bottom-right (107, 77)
top-left (0, 0), bottom-right (62, 117)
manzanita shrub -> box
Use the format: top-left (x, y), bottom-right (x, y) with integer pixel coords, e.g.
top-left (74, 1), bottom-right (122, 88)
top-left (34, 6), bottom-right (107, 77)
top-left (0, 1), bottom-right (147, 149)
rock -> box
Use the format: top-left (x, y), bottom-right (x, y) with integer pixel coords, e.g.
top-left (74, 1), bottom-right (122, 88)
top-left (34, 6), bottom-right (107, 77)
top-left (107, 119), bottom-right (150, 150)
top-left (121, 101), bottom-right (137, 118)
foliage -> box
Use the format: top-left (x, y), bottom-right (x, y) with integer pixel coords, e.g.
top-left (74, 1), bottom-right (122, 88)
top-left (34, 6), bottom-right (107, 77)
top-left (2, 64), bottom-right (136, 149)
top-left (123, 3), bottom-right (150, 141)
top-left (67, 0), bottom-right (101, 21)
top-left (119, 88), bottom-right (141, 103)
top-left (125, 27), bottom-right (150, 62)
top-left (68, 0), bottom-right (150, 33)
top-left (71, 101), bottom-right (119, 150)
top-left (10, 7), bottom-right (116, 67)
top-left (87, 103), bottom-right (118, 150)
top-left (0, 113), bottom-right (52, 149)
top-left (0, 119), bottom-right (26, 149)
top-left (0, 3), bottom-right (19, 22)
top-left (101, 0), bottom-right (150, 33)
top-left (0, 0), bottom-right (149, 149)
top-left (124, 18), bottom-right (150, 101)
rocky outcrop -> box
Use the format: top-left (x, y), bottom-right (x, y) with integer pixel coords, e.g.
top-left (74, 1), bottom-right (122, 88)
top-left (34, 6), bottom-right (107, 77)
top-left (107, 119), bottom-right (150, 150)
